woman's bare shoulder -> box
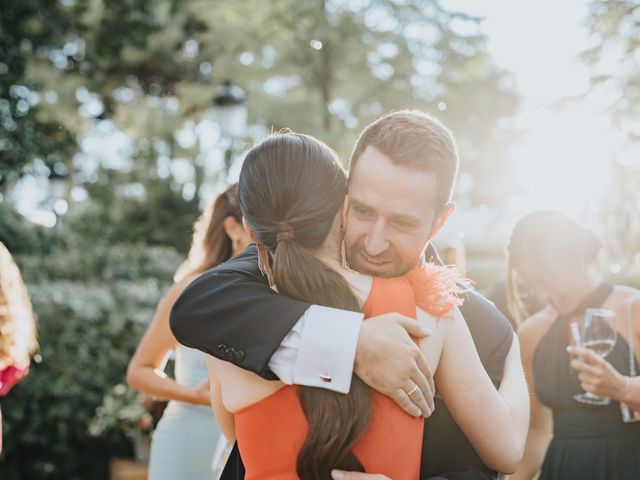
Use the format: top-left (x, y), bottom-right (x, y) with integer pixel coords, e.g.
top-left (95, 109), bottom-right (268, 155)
top-left (165, 273), bottom-right (200, 299)
top-left (518, 306), bottom-right (556, 350)
top-left (416, 306), bottom-right (452, 332)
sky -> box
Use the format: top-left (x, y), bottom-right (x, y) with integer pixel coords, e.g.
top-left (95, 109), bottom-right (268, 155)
top-left (442, 0), bottom-right (594, 104)
top-left (435, 0), bottom-right (628, 249)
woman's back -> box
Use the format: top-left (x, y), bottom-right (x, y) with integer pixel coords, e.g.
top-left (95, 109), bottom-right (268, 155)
top-left (232, 275), bottom-right (426, 479)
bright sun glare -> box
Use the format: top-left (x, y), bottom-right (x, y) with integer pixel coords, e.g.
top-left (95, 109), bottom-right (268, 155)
top-left (509, 101), bottom-right (623, 218)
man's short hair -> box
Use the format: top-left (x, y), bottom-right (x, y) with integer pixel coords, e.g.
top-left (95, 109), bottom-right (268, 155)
top-left (349, 110), bottom-right (459, 211)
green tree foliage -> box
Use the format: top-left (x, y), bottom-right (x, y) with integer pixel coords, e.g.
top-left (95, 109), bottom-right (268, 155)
top-left (80, 171), bottom-right (200, 253)
top-left (584, 0), bottom-right (640, 265)
top-left (583, 0), bottom-right (640, 139)
top-left (3, 0), bottom-right (518, 205)
top-left (177, 0), bottom-right (520, 202)
top-left (0, 202), bottom-right (184, 479)
top-left (0, 0), bottom-right (166, 186)
top-left (0, 206), bottom-right (50, 255)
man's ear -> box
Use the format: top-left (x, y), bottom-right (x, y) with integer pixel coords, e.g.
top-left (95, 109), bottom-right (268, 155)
top-left (242, 217), bottom-right (258, 243)
top-left (429, 202), bottom-right (456, 240)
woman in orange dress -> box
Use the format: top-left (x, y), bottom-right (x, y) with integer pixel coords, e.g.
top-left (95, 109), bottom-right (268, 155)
top-left (206, 133), bottom-right (529, 479)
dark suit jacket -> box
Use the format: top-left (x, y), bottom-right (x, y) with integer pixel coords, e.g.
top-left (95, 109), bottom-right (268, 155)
top-left (170, 244), bottom-right (513, 480)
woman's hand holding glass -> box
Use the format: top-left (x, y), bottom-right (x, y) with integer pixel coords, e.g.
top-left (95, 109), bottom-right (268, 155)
top-left (569, 346), bottom-right (629, 401)
top-left (570, 308), bottom-right (618, 405)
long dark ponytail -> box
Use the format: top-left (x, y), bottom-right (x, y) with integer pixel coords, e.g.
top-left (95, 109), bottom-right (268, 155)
top-left (174, 183), bottom-right (242, 281)
top-left (239, 133), bottom-right (371, 479)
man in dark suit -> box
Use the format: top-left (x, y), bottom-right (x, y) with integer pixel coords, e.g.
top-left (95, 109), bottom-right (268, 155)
top-left (171, 111), bottom-right (521, 479)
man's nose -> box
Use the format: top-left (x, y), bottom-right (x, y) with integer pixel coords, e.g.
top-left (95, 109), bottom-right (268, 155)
top-left (364, 221), bottom-right (389, 256)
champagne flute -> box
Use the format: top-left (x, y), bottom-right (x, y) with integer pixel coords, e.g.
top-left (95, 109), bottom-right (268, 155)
top-left (573, 308), bottom-right (617, 405)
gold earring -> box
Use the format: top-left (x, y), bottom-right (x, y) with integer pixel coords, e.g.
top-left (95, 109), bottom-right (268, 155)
top-left (340, 240), bottom-right (349, 269)
top-left (256, 243), bottom-right (275, 288)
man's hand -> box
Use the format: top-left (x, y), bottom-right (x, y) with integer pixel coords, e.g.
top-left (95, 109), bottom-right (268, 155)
top-left (354, 312), bottom-right (434, 417)
top-left (331, 470), bottom-right (390, 480)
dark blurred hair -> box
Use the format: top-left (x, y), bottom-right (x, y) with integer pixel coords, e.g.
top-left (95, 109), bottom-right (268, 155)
top-left (239, 132), bottom-right (371, 479)
top-left (174, 183), bottom-right (241, 281)
top-left (506, 210), bottom-right (601, 324)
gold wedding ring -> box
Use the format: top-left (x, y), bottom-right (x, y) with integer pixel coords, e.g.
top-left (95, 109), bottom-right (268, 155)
top-left (406, 384), bottom-right (419, 396)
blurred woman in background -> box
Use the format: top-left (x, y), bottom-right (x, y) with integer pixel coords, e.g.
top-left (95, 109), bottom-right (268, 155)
top-left (508, 210), bottom-right (640, 480)
top-left (127, 184), bottom-right (251, 480)
top-left (0, 242), bottom-right (38, 454)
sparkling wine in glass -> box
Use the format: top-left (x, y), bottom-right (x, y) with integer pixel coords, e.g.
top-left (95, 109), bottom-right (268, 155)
top-left (583, 338), bottom-right (616, 357)
top-left (573, 308), bottom-right (617, 406)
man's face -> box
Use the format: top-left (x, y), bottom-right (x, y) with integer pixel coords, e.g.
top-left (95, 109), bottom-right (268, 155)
top-left (345, 145), bottom-right (451, 278)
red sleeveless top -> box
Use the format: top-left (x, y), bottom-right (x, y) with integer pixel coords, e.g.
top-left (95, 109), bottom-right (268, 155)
top-left (234, 268), bottom-right (461, 479)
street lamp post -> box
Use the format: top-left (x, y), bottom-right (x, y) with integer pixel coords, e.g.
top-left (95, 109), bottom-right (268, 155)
top-left (211, 80), bottom-right (247, 175)
top-left (211, 80), bottom-right (247, 140)
top-left (48, 162), bottom-right (69, 215)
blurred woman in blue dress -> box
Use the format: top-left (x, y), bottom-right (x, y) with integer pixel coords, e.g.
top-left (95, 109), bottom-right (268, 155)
top-left (127, 184), bottom-right (251, 479)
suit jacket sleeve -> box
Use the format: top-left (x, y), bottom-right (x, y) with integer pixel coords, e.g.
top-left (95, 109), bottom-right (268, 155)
top-left (170, 245), bottom-right (310, 379)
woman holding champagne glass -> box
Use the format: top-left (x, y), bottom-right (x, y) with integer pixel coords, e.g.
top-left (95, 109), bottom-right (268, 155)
top-left (507, 210), bottom-right (640, 480)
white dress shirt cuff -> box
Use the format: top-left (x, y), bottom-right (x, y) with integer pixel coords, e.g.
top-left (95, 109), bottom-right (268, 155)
top-left (268, 309), bottom-right (309, 385)
top-left (268, 305), bottom-right (364, 393)
top-left (295, 305), bottom-right (363, 393)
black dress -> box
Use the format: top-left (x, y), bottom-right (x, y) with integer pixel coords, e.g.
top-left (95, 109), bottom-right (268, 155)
top-left (533, 284), bottom-right (640, 480)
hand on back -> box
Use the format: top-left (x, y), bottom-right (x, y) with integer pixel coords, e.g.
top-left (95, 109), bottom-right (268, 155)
top-left (354, 312), bottom-right (434, 417)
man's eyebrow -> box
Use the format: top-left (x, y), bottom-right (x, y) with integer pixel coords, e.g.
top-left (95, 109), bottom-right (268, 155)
top-left (349, 198), bottom-right (373, 210)
top-left (390, 213), bottom-right (421, 224)
top-left (350, 198), bottom-right (420, 224)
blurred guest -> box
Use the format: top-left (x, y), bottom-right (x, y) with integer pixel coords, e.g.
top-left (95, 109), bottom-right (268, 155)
top-left (487, 278), bottom-right (543, 330)
top-left (0, 242), bottom-right (38, 454)
top-left (507, 210), bottom-right (640, 480)
top-left (127, 184), bottom-right (251, 480)
top-left (440, 238), bottom-right (467, 276)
